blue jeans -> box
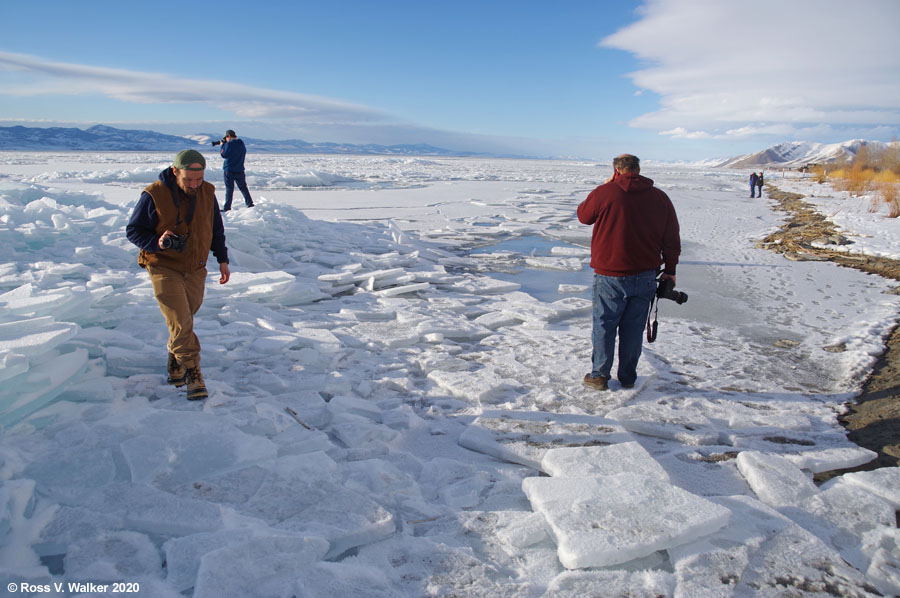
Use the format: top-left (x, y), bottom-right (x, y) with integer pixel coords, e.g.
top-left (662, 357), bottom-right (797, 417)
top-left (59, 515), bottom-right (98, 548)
top-left (590, 270), bottom-right (657, 386)
top-left (223, 170), bottom-right (253, 210)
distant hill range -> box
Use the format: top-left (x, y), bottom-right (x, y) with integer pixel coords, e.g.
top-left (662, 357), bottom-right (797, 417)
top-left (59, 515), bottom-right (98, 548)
top-left (0, 124), bottom-right (488, 157)
top-left (717, 139), bottom-right (899, 169)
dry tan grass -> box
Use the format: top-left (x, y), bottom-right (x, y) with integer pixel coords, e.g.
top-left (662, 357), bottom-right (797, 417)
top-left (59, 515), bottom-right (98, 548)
top-left (877, 181), bottom-right (900, 218)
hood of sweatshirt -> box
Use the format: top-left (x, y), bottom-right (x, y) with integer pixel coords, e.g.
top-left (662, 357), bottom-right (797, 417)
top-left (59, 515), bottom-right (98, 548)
top-left (614, 172), bottom-right (655, 193)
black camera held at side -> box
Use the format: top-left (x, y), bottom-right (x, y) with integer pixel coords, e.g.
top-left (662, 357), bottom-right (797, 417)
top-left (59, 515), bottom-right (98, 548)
top-left (161, 233), bottom-right (187, 252)
top-left (211, 137), bottom-right (227, 146)
top-left (656, 277), bottom-right (688, 304)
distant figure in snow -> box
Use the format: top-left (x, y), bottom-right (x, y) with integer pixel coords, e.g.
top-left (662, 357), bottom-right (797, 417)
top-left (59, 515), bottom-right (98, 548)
top-left (577, 154), bottom-right (681, 391)
top-left (749, 172), bottom-right (759, 197)
top-left (217, 129), bottom-right (254, 211)
top-left (756, 172), bottom-right (764, 198)
top-left (126, 149), bottom-right (230, 401)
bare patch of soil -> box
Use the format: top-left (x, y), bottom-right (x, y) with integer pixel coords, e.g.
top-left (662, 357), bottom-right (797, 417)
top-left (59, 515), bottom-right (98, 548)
top-left (759, 185), bottom-right (900, 479)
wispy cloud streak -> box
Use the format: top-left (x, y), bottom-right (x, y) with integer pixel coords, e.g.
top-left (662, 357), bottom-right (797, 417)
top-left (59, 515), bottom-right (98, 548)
top-left (0, 51), bottom-right (389, 124)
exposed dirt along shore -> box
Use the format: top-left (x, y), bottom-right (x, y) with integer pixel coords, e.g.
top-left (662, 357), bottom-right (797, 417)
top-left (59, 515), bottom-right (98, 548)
top-left (760, 183), bottom-right (900, 478)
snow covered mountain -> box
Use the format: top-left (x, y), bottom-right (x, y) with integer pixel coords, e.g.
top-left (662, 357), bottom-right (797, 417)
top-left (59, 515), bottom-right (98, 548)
top-left (717, 139), bottom-right (896, 169)
top-left (0, 124), bottom-right (487, 157)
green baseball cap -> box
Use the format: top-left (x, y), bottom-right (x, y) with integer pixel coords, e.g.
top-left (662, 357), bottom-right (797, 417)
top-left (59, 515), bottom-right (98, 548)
top-left (173, 149), bottom-right (206, 171)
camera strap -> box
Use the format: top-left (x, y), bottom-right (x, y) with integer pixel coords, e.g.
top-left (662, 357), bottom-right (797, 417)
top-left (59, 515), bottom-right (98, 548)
top-left (169, 181), bottom-right (197, 232)
top-left (646, 294), bottom-right (659, 343)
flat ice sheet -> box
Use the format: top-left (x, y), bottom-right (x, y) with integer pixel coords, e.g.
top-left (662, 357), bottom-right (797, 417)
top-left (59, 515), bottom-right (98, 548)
top-left (522, 473), bottom-right (731, 568)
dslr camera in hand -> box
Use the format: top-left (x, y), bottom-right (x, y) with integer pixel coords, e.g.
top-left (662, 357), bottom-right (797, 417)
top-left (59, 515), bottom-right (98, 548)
top-left (211, 137), bottom-right (227, 146)
top-left (161, 233), bottom-right (187, 252)
top-left (657, 277), bottom-right (687, 304)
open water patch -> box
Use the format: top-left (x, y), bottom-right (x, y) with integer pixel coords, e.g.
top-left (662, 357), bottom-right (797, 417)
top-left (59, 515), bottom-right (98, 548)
top-left (467, 235), bottom-right (593, 303)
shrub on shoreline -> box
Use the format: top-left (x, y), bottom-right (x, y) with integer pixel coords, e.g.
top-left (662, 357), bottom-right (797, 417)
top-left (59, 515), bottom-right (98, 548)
top-left (810, 144), bottom-right (900, 217)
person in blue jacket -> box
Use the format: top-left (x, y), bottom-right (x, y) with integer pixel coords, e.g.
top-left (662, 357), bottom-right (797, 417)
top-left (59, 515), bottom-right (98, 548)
top-left (219, 129), bottom-right (254, 211)
top-left (749, 172), bottom-right (759, 197)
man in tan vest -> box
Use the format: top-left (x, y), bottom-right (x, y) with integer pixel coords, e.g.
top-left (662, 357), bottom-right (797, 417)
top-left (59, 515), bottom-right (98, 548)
top-left (126, 149), bottom-right (230, 400)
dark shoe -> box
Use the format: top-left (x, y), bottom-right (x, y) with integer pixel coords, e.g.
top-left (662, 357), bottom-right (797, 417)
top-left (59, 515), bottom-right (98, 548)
top-left (184, 363), bottom-right (208, 401)
top-left (167, 353), bottom-right (186, 387)
top-left (620, 382), bottom-right (635, 389)
top-left (246, 202), bottom-right (254, 208)
top-left (222, 208), bottom-right (231, 213)
top-left (583, 373), bottom-right (609, 391)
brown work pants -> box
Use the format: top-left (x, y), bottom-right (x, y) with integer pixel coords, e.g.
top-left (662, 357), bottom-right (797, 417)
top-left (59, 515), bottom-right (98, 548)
top-left (146, 265), bottom-right (206, 367)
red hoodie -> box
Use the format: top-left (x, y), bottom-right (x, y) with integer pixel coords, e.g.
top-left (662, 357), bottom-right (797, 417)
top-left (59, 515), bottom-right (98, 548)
top-left (577, 172), bottom-right (680, 276)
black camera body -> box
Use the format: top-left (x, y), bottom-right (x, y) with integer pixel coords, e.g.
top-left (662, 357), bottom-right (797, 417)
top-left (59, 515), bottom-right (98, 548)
top-left (211, 137), bottom-right (227, 146)
top-left (657, 277), bottom-right (688, 304)
top-left (161, 233), bottom-right (187, 252)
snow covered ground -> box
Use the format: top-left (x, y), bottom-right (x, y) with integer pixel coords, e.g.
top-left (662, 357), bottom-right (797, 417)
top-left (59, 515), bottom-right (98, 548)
top-left (0, 152), bottom-right (898, 597)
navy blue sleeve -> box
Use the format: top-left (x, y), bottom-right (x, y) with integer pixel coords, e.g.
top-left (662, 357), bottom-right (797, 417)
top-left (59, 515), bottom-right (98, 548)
top-left (210, 198), bottom-right (229, 264)
top-left (125, 192), bottom-right (161, 252)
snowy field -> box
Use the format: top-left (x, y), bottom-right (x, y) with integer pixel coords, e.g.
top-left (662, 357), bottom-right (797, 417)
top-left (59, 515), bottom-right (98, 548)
top-left (0, 152), bottom-right (898, 596)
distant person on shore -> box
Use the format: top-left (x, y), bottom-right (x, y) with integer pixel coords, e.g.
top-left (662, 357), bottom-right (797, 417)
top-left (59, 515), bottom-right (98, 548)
top-left (756, 172), bottom-right (764, 198)
top-left (749, 172), bottom-right (759, 197)
top-left (125, 149), bottom-right (230, 401)
top-left (577, 154), bottom-right (681, 391)
top-left (217, 130), bottom-right (254, 211)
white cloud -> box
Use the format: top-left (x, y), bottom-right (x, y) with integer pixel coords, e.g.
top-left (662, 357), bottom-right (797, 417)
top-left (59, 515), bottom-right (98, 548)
top-left (601, 0), bottom-right (900, 142)
top-left (0, 51), bottom-right (388, 124)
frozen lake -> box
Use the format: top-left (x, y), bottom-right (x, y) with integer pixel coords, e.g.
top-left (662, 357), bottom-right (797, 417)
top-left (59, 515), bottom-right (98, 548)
top-left (0, 152), bottom-right (898, 597)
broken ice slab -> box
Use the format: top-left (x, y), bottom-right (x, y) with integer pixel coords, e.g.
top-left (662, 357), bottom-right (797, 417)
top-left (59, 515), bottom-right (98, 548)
top-left (558, 283), bottom-right (589, 294)
top-left (545, 569), bottom-right (674, 598)
top-left (178, 456), bottom-right (396, 561)
top-left (446, 276), bottom-right (521, 295)
top-left (103, 346), bottom-right (158, 377)
top-left (337, 307), bottom-right (397, 321)
top-left (64, 529), bottom-right (161, 582)
top-left (0, 348), bottom-right (88, 429)
top-left (668, 494), bottom-right (879, 598)
top-left (84, 482), bottom-right (224, 536)
top-left (427, 368), bottom-right (520, 406)
top-left (288, 325), bottom-right (343, 353)
top-left (163, 529), bottom-right (256, 592)
top-left (413, 317), bottom-right (492, 342)
top-left (522, 472), bottom-right (731, 569)
top-left (523, 256), bottom-right (585, 271)
top-left (458, 410), bottom-right (634, 471)
top-left (0, 283), bottom-right (93, 320)
top-left (192, 534), bottom-right (330, 598)
top-left (0, 316), bottom-right (75, 357)
top-left (541, 441), bottom-right (669, 481)
top-left (472, 311), bottom-right (524, 330)
top-left (350, 321), bottom-right (420, 349)
top-left (371, 282), bottom-right (430, 297)
top-left (736, 450), bottom-right (819, 508)
top-left (792, 483), bottom-right (896, 572)
top-left (115, 408), bottom-right (279, 489)
top-left (821, 467), bottom-right (900, 509)
top-left (781, 445), bottom-right (877, 473)
top-left (605, 402), bottom-right (721, 445)
top-left (0, 351), bottom-right (28, 383)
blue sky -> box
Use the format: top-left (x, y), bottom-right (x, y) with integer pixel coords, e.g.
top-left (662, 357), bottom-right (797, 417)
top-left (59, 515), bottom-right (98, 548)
top-left (1, 0), bottom-right (899, 161)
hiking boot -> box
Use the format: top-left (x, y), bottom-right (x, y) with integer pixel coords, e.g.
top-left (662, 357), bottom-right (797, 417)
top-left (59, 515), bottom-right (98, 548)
top-left (184, 363), bottom-right (208, 401)
top-left (167, 353), bottom-right (186, 387)
top-left (583, 373), bottom-right (609, 391)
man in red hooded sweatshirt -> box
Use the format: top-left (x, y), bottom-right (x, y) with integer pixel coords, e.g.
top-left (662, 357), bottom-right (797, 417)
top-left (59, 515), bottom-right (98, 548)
top-left (577, 154), bottom-right (681, 391)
